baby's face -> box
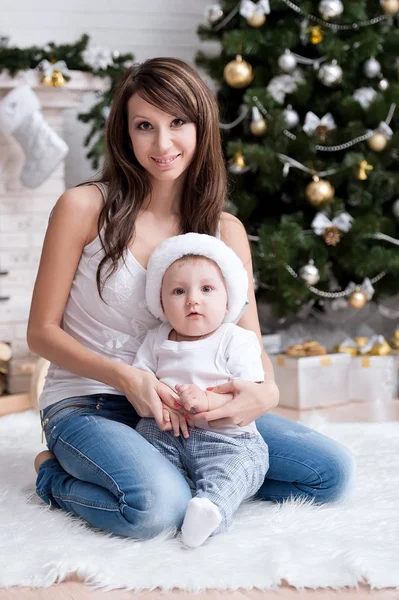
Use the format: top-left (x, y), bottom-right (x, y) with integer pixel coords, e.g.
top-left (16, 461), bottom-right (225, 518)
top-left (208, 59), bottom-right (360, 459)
top-left (161, 257), bottom-right (228, 337)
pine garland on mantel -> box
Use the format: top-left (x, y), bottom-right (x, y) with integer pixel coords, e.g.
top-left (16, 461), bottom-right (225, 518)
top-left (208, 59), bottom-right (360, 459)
top-left (0, 34), bottom-right (135, 169)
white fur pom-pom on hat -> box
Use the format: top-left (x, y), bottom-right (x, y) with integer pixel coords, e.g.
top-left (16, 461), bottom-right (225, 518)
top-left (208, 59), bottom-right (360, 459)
top-left (145, 233), bottom-right (249, 324)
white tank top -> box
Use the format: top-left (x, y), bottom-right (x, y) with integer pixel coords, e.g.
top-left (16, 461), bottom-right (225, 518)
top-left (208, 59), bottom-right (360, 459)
top-left (40, 183), bottom-right (160, 409)
top-left (40, 183), bottom-right (221, 410)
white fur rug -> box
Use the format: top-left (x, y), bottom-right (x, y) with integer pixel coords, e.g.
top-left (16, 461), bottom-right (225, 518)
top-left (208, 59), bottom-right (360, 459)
top-left (1, 410), bottom-right (398, 592)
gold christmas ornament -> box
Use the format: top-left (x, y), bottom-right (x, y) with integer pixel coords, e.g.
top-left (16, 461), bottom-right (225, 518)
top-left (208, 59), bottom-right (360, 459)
top-left (247, 12), bottom-right (266, 27)
top-left (305, 176), bottom-right (335, 208)
top-left (357, 160), bottom-right (374, 180)
top-left (223, 54), bottom-right (254, 89)
top-left (250, 106), bottom-right (267, 136)
top-left (228, 150), bottom-right (248, 173)
top-left (41, 70), bottom-right (66, 87)
top-left (348, 287), bottom-right (368, 309)
top-left (381, 0), bottom-right (399, 15)
top-left (367, 132), bottom-right (388, 152)
top-left (250, 118), bottom-right (267, 136)
top-left (311, 26), bottom-right (324, 44)
top-left (323, 226), bottom-right (341, 246)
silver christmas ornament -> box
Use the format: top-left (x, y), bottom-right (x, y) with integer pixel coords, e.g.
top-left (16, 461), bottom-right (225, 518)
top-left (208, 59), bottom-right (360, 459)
top-left (317, 60), bottom-right (343, 87)
top-left (363, 57), bottom-right (382, 79)
top-left (392, 198), bottom-right (399, 220)
top-left (283, 105), bottom-right (300, 129)
top-left (205, 3), bottom-right (224, 24)
top-left (378, 78), bottom-right (389, 91)
top-left (318, 0), bottom-right (344, 19)
top-left (299, 260), bottom-right (320, 285)
top-left (278, 50), bottom-right (297, 73)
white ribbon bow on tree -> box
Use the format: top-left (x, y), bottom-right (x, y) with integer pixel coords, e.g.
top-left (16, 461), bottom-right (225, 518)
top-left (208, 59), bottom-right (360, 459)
top-left (311, 212), bottom-right (353, 235)
top-left (240, 0), bottom-right (271, 19)
top-left (37, 59), bottom-right (70, 79)
top-left (303, 112), bottom-right (336, 136)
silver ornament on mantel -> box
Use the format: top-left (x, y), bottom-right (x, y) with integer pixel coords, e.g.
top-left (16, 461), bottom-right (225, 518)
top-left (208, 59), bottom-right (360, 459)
top-left (363, 57), bottom-right (382, 79)
top-left (283, 105), bottom-right (300, 129)
top-left (205, 3), bottom-right (224, 24)
top-left (318, 0), bottom-right (344, 19)
top-left (317, 60), bottom-right (343, 87)
top-left (299, 260), bottom-right (320, 285)
top-left (278, 50), bottom-right (297, 73)
top-left (392, 198), bottom-right (399, 220)
top-left (378, 78), bottom-right (389, 91)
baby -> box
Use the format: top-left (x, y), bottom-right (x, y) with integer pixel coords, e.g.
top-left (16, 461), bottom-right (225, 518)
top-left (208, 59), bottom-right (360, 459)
top-left (133, 233), bottom-right (269, 547)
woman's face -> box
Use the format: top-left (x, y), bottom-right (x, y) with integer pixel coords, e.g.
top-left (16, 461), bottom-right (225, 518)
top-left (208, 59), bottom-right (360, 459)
top-left (127, 94), bottom-right (197, 183)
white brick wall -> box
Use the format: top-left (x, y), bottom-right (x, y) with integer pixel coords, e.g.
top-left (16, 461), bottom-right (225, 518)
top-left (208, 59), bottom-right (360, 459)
top-left (1, 0), bottom-right (219, 393)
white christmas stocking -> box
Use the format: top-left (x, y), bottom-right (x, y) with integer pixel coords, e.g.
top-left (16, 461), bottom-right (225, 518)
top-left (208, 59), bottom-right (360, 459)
top-left (0, 85), bottom-right (68, 188)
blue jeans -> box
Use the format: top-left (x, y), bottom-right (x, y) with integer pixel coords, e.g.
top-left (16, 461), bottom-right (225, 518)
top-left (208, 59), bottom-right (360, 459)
top-left (37, 394), bottom-right (356, 538)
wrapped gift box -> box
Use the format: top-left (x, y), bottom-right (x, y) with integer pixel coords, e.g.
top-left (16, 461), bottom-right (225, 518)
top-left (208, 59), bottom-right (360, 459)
top-left (271, 353), bottom-right (351, 410)
top-left (349, 355), bottom-right (398, 402)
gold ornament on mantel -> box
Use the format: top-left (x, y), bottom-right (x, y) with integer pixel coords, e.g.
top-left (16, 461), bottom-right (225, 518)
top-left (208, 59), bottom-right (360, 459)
top-left (42, 70), bottom-right (66, 87)
top-left (357, 160), bottom-right (374, 180)
top-left (38, 59), bottom-right (70, 87)
top-left (305, 176), bottom-right (335, 208)
top-left (367, 132), bottom-right (388, 152)
top-left (223, 54), bottom-right (254, 89)
top-left (348, 287), bottom-right (368, 309)
top-left (381, 0), bottom-right (399, 15)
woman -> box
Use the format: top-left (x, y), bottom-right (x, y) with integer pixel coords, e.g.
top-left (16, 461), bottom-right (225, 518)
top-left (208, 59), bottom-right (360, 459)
top-left (28, 57), bottom-right (355, 539)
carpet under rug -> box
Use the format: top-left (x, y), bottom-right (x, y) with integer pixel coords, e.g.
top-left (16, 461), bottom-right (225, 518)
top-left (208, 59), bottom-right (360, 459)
top-left (0, 410), bottom-right (398, 591)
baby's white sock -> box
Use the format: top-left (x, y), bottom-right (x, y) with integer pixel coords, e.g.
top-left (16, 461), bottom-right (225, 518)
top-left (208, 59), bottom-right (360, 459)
top-left (181, 497), bottom-right (222, 548)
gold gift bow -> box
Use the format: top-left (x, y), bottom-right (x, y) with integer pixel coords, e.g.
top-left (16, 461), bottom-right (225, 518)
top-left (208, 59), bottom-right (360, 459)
top-left (285, 339), bottom-right (327, 358)
top-left (336, 335), bottom-right (391, 356)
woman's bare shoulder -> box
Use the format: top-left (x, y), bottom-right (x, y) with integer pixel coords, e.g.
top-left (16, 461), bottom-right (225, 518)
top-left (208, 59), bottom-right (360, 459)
top-left (220, 212), bottom-right (251, 263)
top-left (220, 212), bottom-right (247, 236)
top-left (51, 184), bottom-right (106, 245)
top-left (58, 184), bottom-right (104, 217)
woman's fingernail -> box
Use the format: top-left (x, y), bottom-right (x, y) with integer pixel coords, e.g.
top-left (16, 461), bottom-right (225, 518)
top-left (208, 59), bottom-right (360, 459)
top-left (184, 415), bottom-right (190, 419)
top-left (174, 402), bottom-right (182, 408)
top-left (206, 387), bottom-right (214, 391)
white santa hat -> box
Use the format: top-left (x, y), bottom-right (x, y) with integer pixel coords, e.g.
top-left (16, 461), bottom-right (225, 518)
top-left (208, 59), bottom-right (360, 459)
top-left (145, 233), bottom-right (249, 324)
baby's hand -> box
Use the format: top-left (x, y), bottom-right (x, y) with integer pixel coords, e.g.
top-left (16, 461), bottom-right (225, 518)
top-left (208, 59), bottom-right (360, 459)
top-left (175, 383), bottom-right (209, 414)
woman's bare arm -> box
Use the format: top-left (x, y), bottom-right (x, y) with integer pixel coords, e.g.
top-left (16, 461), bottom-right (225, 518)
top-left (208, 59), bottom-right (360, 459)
top-left (220, 212), bottom-right (277, 383)
top-left (27, 185), bottom-right (138, 393)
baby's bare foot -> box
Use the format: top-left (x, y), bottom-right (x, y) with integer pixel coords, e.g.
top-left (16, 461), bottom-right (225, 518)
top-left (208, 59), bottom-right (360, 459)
top-left (34, 450), bottom-right (55, 473)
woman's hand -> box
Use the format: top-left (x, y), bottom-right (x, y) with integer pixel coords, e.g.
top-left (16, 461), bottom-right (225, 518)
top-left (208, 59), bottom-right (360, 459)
top-left (187, 379), bottom-right (279, 429)
top-left (162, 406), bottom-right (190, 438)
top-left (119, 365), bottom-right (180, 431)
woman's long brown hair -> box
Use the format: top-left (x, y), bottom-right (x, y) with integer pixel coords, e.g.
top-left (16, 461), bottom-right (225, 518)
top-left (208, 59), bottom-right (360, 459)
top-left (84, 57), bottom-right (227, 298)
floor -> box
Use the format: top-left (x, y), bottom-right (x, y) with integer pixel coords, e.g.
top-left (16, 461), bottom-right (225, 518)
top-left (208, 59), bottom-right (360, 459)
top-left (1, 399), bottom-right (399, 599)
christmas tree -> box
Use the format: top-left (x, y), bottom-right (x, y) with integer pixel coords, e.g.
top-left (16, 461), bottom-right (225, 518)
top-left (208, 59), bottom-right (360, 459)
top-left (197, 0), bottom-right (399, 317)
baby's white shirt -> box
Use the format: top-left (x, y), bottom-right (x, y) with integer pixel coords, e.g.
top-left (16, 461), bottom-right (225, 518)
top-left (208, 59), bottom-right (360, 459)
top-left (133, 322), bottom-right (264, 437)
